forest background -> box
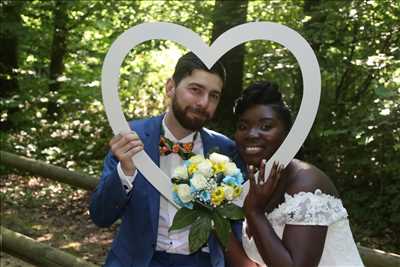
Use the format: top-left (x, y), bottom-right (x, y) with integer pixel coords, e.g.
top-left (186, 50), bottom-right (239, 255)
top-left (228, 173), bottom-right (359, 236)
top-left (1, 0), bottom-right (399, 264)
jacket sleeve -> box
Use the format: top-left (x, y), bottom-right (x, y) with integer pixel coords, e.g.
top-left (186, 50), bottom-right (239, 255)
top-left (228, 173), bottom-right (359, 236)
top-left (89, 150), bottom-right (134, 227)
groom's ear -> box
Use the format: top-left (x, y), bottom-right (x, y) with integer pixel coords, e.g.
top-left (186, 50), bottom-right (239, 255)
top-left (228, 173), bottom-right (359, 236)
top-left (166, 78), bottom-right (176, 98)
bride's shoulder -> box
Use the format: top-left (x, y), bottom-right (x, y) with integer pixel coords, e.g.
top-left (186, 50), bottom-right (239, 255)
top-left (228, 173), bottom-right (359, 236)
top-left (285, 159), bottom-right (339, 199)
top-left (268, 161), bottom-right (348, 226)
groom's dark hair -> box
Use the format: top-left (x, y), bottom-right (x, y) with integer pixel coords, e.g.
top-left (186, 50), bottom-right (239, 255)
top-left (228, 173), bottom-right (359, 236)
top-left (172, 52), bottom-right (226, 87)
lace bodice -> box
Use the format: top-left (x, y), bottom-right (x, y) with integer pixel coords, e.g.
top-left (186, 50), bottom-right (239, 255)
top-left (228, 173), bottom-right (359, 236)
top-left (268, 189), bottom-right (348, 226)
top-left (242, 190), bottom-right (364, 267)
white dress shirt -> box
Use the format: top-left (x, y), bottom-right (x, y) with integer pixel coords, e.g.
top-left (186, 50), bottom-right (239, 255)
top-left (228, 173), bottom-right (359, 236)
top-left (117, 118), bottom-right (208, 254)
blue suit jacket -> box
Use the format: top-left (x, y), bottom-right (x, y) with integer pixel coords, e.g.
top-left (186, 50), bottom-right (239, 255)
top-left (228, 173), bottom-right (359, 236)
top-left (90, 115), bottom-right (244, 267)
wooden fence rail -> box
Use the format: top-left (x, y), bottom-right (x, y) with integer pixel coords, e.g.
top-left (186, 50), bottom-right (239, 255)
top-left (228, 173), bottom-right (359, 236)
top-left (1, 226), bottom-right (99, 267)
top-left (0, 150), bottom-right (98, 190)
top-left (1, 150), bottom-right (399, 267)
top-left (357, 246), bottom-right (400, 267)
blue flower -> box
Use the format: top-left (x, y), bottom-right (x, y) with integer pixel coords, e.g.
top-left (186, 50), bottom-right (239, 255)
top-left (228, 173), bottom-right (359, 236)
top-left (172, 191), bottom-right (193, 209)
top-left (198, 190), bottom-right (211, 203)
top-left (222, 176), bottom-right (236, 186)
top-left (223, 175), bottom-right (242, 186)
top-left (189, 185), bottom-right (199, 194)
top-left (235, 172), bottom-right (244, 184)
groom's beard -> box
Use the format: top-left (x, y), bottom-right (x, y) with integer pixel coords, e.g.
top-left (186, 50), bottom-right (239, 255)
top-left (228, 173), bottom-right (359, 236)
top-left (171, 97), bottom-right (210, 131)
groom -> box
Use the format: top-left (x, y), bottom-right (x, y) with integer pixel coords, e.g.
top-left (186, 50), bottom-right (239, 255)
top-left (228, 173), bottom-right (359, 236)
top-left (90, 52), bottom-right (243, 267)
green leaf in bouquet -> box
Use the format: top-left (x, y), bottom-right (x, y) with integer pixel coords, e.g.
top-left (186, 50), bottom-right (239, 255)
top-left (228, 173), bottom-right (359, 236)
top-left (212, 211), bottom-right (231, 249)
top-left (171, 177), bottom-right (190, 185)
top-left (169, 208), bottom-right (202, 232)
top-left (194, 200), bottom-right (213, 211)
top-left (188, 214), bottom-right (212, 253)
top-left (217, 203), bottom-right (245, 220)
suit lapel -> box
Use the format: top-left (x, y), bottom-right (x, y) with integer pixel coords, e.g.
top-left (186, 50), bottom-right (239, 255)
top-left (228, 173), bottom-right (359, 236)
top-left (142, 114), bottom-right (164, 236)
top-left (142, 115), bottom-right (163, 166)
top-left (200, 128), bottom-right (216, 156)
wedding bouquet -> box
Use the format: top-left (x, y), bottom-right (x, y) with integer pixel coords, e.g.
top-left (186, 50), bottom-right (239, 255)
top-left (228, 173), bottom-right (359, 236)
top-left (170, 152), bottom-right (244, 252)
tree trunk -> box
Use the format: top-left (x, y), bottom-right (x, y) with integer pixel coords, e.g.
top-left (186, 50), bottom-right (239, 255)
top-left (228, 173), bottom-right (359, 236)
top-left (210, 0), bottom-right (248, 134)
top-left (303, 0), bottom-right (329, 55)
top-left (47, 0), bottom-right (69, 118)
top-left (1, 226), bottom-right (99, 267)
top-left (0, 150), bottom-right (98, 191)
top-left (0, 1), bottom-right (24, 130)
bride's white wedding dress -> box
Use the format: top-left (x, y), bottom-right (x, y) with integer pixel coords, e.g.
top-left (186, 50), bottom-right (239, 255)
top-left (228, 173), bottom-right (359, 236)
top-left (242, 189), bottom-right (364, 266)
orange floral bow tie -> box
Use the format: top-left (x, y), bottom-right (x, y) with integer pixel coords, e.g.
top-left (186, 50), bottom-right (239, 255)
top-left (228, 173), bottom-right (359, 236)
top-left (159, 132), bottom-right (197, 160)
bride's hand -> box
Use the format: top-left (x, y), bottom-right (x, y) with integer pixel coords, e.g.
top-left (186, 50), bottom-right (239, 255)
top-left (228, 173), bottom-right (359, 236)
top-left (243, 160), bottom-right (283, 215)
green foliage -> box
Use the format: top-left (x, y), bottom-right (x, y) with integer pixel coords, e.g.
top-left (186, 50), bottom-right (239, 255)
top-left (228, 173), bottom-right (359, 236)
top-left (169, 207), bottom-right (202, 232)
top-left (170, 202), bottom-right (243, 252)
top-left (188, 212), bottom-right (212, 253)
top-left (212, 211), bottom-right (231, 248)
top-left (1, 0), bottom-right (214, 175)
top-left (242, 0), bottom-right (400, 251)
top-left (216, 202), bottom-right (245, 220)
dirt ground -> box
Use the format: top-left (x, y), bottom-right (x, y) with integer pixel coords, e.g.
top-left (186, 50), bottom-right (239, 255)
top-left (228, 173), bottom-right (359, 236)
top-left (1, 173), bottom-right (398, 266)
top-left (0, 174), bottom-right (118, 266)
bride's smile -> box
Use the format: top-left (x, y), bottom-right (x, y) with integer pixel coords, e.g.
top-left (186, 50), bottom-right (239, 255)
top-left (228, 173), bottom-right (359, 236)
top-left (235, 104), bottom-right (286, 167)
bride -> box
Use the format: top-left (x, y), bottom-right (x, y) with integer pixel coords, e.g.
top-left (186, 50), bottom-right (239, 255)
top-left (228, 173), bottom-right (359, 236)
top-left (226, 81), bottom-right (364, 267)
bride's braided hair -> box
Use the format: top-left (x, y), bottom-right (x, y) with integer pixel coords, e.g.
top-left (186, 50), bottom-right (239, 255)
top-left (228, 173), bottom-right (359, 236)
top-left (233, 81), bottom-right (293, 134)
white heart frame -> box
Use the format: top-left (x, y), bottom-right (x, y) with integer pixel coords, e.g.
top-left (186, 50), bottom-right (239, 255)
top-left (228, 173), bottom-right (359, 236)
top-left (101, 22), bottom-right (320, 207)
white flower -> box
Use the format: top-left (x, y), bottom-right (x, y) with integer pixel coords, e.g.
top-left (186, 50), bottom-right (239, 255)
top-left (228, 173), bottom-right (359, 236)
top-left (197, 159), bottom-right (213, 178)
top-left (189, 155), bottom-right (205, 164)
top-left (176, 184), bottom-right (193, 203)
top-left (191, 173), bottom-right (208, 190)
top-left (223, 185), bottom-right (235, 201)
top-left (223, 162), bottom-right (240, 176)
top-left (209, 152), bottom-right (230, 164)
top-left (173, 166), bottom-right (188, 180)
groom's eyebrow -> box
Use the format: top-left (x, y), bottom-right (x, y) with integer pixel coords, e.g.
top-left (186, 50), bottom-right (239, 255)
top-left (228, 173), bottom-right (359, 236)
top-left (189, 82), bottom-right (222, 94)
top-left (188, 82), bottom-right (205, 88)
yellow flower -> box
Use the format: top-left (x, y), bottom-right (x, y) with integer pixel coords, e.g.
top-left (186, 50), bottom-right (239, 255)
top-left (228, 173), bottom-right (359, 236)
top-left (211, 187), bottom-right (225, 206)
top-left (188, 163), bottom-right (198, 175)
top-left (212, 163), bottom-right (226, 174)
top-left (173, 184), bottom-right (179, 192)
top-left (233, 185), bottom-right (242, 198)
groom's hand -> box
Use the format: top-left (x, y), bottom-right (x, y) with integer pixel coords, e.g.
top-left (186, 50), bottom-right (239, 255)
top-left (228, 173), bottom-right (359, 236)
top-left (109, 131), bottom-right (143, 176)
